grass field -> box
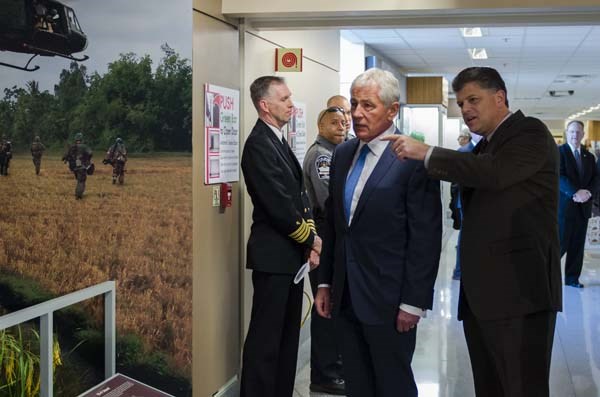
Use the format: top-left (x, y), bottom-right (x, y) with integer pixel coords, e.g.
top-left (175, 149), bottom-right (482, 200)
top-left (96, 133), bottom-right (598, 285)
top-left (0, 154), bottom-right (192, 376)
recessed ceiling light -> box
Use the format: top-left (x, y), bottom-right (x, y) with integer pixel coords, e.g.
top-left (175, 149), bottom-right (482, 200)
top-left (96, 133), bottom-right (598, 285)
top-left (460, 28), bottom-right (483, 37)
top-left (468, 48), bottom-right (488, 60)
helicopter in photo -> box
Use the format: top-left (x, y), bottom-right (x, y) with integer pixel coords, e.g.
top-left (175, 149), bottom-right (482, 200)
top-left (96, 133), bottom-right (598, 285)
top-left (0, 0), bottom-right (88, 71)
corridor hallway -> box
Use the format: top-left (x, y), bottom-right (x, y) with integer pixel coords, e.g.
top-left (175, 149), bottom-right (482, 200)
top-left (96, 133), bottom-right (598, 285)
top-left (294, 230), bottom-right (600, 397)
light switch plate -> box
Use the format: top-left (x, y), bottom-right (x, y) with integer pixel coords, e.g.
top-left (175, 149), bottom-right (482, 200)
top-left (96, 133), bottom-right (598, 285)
top-left (212, 186), bottom-right (220, 207)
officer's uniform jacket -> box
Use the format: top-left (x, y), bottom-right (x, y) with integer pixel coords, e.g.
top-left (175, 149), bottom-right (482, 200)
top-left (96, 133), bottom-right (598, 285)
top-left (303, 135), bottom-right (336, 232)
top-left (241, 119), bottom-right (316, 275)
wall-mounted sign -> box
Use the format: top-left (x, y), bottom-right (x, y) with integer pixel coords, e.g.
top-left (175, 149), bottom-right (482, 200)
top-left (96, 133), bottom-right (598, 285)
top-left (275, 48), bottom-right (303, 72)
top-left (284, 101), bottom-right (307, 166)
top-left (204, 83), bottom-right (240, 185)
top-left (78, 374), bottom-right (174, 397)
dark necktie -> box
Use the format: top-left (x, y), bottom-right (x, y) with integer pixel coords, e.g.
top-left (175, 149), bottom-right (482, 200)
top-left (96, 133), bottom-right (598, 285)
top-left (574, 149), bottom-right (583, 175)
top-left (344, 144), bottom-right (370, 222)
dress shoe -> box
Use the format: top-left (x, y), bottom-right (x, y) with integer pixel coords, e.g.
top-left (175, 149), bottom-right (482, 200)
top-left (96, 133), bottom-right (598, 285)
top-left (566, 281), bottom-right (584, 288)
top-left (310, 378), bottom-right (345, 395)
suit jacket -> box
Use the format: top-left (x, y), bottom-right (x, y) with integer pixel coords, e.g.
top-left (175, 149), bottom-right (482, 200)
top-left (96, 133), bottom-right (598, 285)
top-left (558, 143), bottom-right (599, 220)
top-left (241, 119), bottom-right (316, 275)
top-left (319, 131), bottom-right (442, 325)
top-left (428, 111), bottom-right (562, 320)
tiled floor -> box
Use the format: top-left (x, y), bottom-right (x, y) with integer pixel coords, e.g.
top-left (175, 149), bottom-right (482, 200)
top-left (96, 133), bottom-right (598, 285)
top-left (293, 230), bottom-right (600, 396)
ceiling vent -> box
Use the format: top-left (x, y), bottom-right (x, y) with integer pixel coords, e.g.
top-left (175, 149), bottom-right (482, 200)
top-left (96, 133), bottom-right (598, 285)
top-left (549, 90), bottom-right (574, 97)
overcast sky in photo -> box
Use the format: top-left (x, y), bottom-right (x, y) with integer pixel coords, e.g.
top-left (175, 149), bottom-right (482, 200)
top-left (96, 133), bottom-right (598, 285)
top-left (0, 0), bottom-right (192, 93)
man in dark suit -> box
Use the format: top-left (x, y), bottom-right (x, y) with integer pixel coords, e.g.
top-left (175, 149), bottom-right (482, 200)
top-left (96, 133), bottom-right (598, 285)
top-left (384, 67), bottom-right (562, 397)
top-left (559, 120), bottom-right (599, 288)
top-left (240, 76), bottom-right (322, 397)
top-left (315, 68), bottom-right (442, 397)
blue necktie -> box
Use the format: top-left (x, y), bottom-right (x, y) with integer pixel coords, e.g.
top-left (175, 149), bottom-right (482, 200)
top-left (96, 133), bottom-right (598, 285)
top-left (574, 149), bottom-right (583, 175)
top-left (344, 144), bottom-right (370, 222)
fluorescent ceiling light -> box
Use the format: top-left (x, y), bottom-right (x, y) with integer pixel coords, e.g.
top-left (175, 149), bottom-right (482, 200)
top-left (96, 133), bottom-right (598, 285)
top-left (567, 103), bottom-right (600, 120)
top-left (468, 48), bottom-right (488, 60)
top-left (461, 27), bottom-right (483, 37)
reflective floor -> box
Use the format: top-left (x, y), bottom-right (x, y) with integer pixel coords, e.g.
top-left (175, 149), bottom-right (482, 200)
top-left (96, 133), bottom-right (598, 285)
top-left (293, 230), bottom-right (600, 397)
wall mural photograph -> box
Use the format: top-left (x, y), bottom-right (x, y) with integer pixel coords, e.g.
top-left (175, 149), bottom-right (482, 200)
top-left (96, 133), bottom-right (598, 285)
top-left (0, 0), bottom-right (192, 395)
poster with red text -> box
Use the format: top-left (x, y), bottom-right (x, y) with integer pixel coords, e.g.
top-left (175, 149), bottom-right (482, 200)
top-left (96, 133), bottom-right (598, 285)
top-left (204, 84), bottom-right (240, 184)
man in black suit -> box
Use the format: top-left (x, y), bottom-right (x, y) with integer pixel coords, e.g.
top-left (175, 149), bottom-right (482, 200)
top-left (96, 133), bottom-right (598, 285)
top-left (384, 67), bottom-right (562, 397)
top-left (240, 76), bottom-right (322, 397)
top-left (559, 120), bottom-right (599, 288)
top-left (315, 68), bottom-right (442, 397)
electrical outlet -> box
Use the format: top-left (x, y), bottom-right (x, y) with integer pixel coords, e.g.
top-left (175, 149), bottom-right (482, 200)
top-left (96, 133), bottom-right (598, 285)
top-left (212, 186), bottom-right (220, 207)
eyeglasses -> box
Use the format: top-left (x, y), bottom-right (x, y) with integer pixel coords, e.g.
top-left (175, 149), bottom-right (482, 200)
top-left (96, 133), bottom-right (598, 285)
top-left (318, 106), bottom-right (345, 124)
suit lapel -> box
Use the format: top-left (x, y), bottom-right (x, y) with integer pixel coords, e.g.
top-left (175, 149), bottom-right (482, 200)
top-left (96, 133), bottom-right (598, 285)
top-left (581, 149), bottom-right (591, 183)
top-left (261, 121), bottom-right (300, 181)
top-left (563, 144), bottom-right (582, 184)
top-left (337, 139), bottom-right (360, 227)
top-left (351, 145), bottom-right (396, 224)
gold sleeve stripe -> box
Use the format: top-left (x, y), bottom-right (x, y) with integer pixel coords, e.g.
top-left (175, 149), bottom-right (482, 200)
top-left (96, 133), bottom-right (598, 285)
top-left (289, 220), bottom-right (311, 243)
top-left (297, 226), bottom-right (310, 243)
top-left (289, 221), bottom-right (308, 239)
top-left (288, 221), bottom-right (308, 239)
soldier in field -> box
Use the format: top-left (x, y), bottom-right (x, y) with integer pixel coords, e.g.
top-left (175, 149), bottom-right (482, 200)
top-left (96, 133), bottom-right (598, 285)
top-left (0, 134), bottom-right (13, 176)
top-left (31, 135), bottom-right (46, 175)
top-left (62, 132), bottom-right (93, 199)
top-left (103, 137), bottom-right (127, 184)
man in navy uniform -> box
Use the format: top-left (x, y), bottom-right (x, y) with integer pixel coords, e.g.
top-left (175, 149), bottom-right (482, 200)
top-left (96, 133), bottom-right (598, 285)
top-left (240, 76), bottom-right (322, 397)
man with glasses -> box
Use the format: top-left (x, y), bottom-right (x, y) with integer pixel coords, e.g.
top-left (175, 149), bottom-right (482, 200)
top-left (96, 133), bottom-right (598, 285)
top-left (303, 106), bottom-right (347, 395)
top-left (327, 95), bottom-right (355, 139)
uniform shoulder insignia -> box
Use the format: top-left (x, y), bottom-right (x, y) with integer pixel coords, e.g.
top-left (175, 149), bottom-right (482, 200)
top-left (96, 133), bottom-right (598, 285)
top-left (315, 154), bottom-right (331, 180)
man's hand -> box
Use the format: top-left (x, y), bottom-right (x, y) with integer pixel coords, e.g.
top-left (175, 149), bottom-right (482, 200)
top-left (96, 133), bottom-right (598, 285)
top-left (573, 189), bottom-right (592, 203)
top-left (380, 135), bottom-right (431, 161)
top-left (307, 235), bottom-right (322, 270)
top-left (315, 287), bottom-right (332, 318)
top-left (308, 249), bottom-right (320, 270)
top-left (312, 235), bottom-right (322, 255)
top-left (396, 309), bottom-right (420, 333)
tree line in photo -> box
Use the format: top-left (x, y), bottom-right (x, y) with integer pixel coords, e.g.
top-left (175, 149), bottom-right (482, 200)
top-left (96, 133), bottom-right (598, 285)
top-left (0, 44), bottom-right (192, 153)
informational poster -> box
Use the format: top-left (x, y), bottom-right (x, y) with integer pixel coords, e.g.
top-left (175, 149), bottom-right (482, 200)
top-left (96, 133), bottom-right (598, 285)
top-left (78, 374), bottom-right (174, 397)
top-left (284, 101), bottom-right (307, 166)
top-left (204, 84), bottom-right (240, 184)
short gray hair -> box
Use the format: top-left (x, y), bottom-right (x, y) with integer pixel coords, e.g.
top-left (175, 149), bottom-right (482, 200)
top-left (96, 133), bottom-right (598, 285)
top-left (350, 68), bottom-right (400, 107)
top-left (250, 76), bottom-right (286, 112)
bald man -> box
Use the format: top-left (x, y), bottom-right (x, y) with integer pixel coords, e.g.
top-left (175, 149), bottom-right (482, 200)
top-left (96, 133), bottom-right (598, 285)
top-left (327, 95), bottom-right (355, 139)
